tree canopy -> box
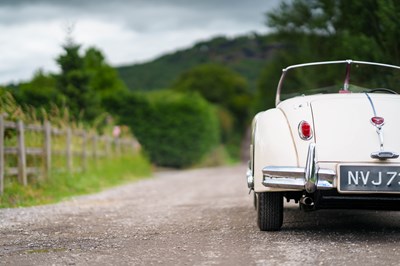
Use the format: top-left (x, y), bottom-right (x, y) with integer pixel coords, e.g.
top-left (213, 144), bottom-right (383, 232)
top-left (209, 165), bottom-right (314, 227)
top-left (255, 0), bottom-right (400, 112)
top-left (56, 42), bottom-right (100, 121)
top-left (266, 0), bottom-right (400, 64)
top-left (8, 40), bottom-right (128, 122)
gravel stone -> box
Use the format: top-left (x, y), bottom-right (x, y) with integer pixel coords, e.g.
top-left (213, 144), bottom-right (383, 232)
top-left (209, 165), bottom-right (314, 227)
top-left (1, 165), bottom-right (400, 265)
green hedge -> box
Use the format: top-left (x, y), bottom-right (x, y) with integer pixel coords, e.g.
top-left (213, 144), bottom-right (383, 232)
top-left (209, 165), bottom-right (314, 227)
top-left (107, 91), bottom-right (220, 168)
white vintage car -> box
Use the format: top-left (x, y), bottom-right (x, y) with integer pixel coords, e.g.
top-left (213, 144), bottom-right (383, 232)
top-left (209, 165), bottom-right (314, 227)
top-left (247, 60), bottom-right (400, 231)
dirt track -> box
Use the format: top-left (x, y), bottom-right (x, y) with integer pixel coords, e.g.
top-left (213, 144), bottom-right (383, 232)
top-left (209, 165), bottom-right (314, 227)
top-left (1, 165), bottom-right (400, 265)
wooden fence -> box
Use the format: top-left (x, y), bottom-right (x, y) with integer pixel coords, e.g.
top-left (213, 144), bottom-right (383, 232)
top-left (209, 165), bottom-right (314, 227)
top-left (0, 115), bottom-right (139, 195)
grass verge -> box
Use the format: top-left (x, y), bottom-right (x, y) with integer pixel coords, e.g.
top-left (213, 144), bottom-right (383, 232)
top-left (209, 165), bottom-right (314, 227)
top-left (0, 153), bottom-right (152, 208)
top-left (194, 145), bottom-right (239, 168)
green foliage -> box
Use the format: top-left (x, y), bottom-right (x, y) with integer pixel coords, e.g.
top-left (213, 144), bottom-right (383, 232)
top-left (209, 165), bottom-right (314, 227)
top-left (255, 58), bottom-right (286, 112)
top-left (14, 70), bottom-right (60, 109)
top-left (172, 64), bottom-right (249, 105)
top-left (115, 35), bottom-right (281, 161)
top-left (0, 154), bottom-right (151, 208)
top-left (84, 47), bottom-right (128, 100)
top-left (266, 0), bottom-right (400, 63)
top-left (56, 43), bottom-right (102, 121)
top-left (8, 42), bottom-right (128, 124)
top-left (172, 64), bottom-right (252, 129)
top-left (170, 64), bottom-right (253, 160)
top-left (255, 0), bottom-right (400, 112)
top-left (106, 91), bottom-right (220, 168)
top-left (0, 90), bottom-right (149, 208)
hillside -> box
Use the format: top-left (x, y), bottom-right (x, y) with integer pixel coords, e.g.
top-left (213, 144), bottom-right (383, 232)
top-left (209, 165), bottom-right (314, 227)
top-left (116, 34), bottom-right (281, 93)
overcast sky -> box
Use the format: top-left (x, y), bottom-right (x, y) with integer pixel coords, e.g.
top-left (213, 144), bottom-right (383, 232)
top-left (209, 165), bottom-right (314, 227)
top-left (0, 0), bottom-right (281, 84)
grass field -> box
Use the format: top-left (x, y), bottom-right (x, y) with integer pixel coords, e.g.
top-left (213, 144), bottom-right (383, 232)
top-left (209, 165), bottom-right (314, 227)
top-left (0, 153), bottom-right (151, 208)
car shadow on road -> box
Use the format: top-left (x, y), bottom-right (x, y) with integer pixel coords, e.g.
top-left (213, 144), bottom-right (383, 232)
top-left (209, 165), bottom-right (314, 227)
top-left (282, 204), bottom-right (400, 235)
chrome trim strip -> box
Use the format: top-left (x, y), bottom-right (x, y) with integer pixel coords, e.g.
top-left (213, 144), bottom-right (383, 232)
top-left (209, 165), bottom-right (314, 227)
top-left (365, 93), bottom-right (377, 117)
top-left (304, 143), bottom-right (318, 193)
top-left (283, 60), bottom-right (400, 72)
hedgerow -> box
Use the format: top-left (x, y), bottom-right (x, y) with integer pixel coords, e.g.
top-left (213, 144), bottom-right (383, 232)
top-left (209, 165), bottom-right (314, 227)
top-left (107, 91), bottom-right (220, 168)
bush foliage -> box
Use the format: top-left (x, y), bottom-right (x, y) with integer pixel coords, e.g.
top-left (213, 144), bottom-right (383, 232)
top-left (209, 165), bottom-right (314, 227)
top-left (172, 64), bottom-right (252, 129)
top-left (107, 91), bottom-right (220, 168)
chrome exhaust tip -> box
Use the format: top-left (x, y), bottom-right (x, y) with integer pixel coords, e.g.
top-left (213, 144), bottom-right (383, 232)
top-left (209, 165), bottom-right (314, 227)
top-left (300, 196), bottom-right (315, 211)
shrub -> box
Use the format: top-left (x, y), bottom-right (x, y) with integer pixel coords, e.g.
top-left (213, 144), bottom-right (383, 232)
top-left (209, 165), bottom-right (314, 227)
top-left (172, 64), bottom-right (252, 130)
top-left (108, 91), bottom-right (220, 168)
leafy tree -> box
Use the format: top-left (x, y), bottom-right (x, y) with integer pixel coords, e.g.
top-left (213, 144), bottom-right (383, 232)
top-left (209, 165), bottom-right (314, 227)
top-left (84, 47), bottom-right (128, 101)
top-left (56, 42), bottom-right (101, 121)
top-left (266, 0), bottom-right (400, 63)
top-left (338, 0), bottom-right (400, 63)
top-left (255, 0), bottom-right (400, 112)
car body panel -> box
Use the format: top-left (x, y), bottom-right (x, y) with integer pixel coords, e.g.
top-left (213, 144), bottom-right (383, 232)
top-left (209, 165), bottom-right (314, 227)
top-left (276, 93), bottom-right (400, 164)
top-left (253, 108), bottom-right (298, 192)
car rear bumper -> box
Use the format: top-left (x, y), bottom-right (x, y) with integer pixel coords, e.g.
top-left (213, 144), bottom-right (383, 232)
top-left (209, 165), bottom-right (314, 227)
top-left (262, 166), bottom-right (336, 190)
top-left (262, 143), bottom-right (336, 192)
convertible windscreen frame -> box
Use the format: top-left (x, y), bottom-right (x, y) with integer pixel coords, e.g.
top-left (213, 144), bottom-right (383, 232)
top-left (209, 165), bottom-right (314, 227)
top-left (275, 59), bottom-right (400, 105)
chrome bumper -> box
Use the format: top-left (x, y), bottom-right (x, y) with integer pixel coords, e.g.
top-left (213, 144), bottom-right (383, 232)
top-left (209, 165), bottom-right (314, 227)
top-left (246, 165), bottom-right (254, 189)
top-left (262, 143), bottom-right (336, 193)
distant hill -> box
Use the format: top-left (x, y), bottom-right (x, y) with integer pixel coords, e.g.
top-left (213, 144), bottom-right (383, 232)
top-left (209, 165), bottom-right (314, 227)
top-left (116, 34), bottom-right (282, 93)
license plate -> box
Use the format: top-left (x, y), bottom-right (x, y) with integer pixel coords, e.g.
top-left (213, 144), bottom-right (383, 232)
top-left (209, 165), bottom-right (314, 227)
top-left (339, 165), bottom-right (400, 192)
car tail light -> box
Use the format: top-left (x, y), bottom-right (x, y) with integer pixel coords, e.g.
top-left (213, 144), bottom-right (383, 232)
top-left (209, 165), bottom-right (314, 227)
top-left (299, 120), bottom-right (313, 140)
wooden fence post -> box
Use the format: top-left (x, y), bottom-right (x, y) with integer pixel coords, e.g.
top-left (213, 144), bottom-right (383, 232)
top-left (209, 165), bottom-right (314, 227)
top-left (0, 118), bottom-right (139, 193)
top-left (17, 120), bottom-right (27, 186)
top-left (43, 120), bottom-right (51, 179)
top-left (92, 135), bottom-right (97, 160)
top-left (0, 115), bottom-right (4, 195)
top-left (115, 138), bottom-right (121, 156)
top-left (82, 131), bottom-right (87, 171)
top-left (66, 127), bottom-right (72, 173)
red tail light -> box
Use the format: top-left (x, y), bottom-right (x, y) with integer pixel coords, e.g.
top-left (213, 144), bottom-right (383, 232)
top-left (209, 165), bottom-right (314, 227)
top-left (299, 121), bottom-right (312, 140)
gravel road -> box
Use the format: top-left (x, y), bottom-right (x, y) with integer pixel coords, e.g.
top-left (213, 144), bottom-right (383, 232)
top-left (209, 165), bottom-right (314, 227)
top-left (1, 164), bottom-right (400, 265)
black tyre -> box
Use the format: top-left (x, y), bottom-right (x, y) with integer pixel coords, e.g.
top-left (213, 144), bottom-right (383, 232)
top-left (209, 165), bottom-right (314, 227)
top-left (253, 192), bottom-right (257, 210)
top-left (257, 192), bottom-right (283, 231)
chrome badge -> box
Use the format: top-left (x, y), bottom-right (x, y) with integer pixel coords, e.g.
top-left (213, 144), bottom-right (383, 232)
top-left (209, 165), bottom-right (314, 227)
top-left (371, 116), bottom-right (384, 128)
top-left (370, 116), bottom-right (399, 160)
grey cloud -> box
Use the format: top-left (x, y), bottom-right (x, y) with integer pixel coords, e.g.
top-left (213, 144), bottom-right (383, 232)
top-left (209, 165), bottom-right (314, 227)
top-left (0, 0), bottom-right (281, 84)
top-left (0, 0), bottom-right (280, 29)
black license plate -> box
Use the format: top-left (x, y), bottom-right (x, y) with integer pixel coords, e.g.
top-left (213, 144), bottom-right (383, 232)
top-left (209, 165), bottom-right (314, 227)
top-left (340, 165), bottom-right (400, 192)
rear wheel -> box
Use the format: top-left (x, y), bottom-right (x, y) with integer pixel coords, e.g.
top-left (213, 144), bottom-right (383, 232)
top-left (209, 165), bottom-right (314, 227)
top-left (253, 192), bottom-right (257, 210)
top-left (257, 192), bottom-right (283, 231)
